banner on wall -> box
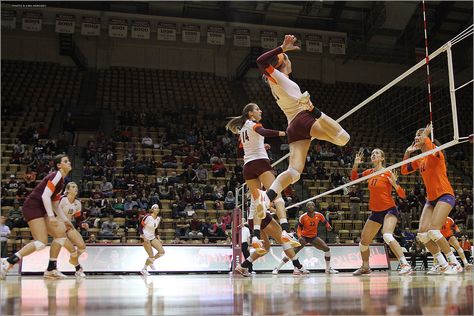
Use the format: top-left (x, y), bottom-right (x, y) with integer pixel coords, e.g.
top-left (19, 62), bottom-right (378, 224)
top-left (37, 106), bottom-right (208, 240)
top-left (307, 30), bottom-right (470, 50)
top-left (261, 30), bottom-right (278, 49)
top-left (108, 18), bottom-right (128, 38)
top-left (329, 36), bottom-right (346, 55)
top-left (81, 16), bottom-right (100, 36)
top-left (22, 11), bottom-right (42, 32)
top-left (306, 34), bottom-right (323, 53)
top-left (233, 29), bottom-right (250, 47)
top-left (207, 25), bottom-right (225, 45)
top-left (55, 14), bottom-right (75, 34)
top-left (157, 22), bottom-right (176, 41)
top-left (1, 10), bottom-right (17, 29)
top-left (131, 20), bottom-right (150, 40)
top-left (182, 24), bottom-right (201, 43)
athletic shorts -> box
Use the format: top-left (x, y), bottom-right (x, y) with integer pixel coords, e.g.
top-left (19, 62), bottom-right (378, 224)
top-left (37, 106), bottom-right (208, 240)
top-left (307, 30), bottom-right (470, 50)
top-left (243, 159), bottom-right (273, 180)
top-left (368, 207), bottom-right (399, 225)
top-left (248, 213), bottom-right (273, 231)
top-left (286, 110), bottom-right (315, 144)
top-left (426, 194), bottom-right (455, 208)
top-left (22, 197), bottom-right (47, 222)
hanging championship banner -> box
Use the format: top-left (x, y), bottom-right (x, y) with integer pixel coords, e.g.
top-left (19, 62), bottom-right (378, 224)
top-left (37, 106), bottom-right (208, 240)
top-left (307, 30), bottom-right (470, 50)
top-left (22, 11), bottom-right (42, 32)
top-left (1, 10), bottom-right (17, 29)
top-left (182, 24), bottom-right (200, 43)
top-left (306, 34), bottom-right (323, 53)
top-left (233, 29), bottom-right (250, 47)
top-left (261, 31), bottom-right (277, 49)
top-left (157, 22), bottom-right (176, 41)
top-left (55, 14), bottom-right (75, 34)
top-left (81, 16), bottom-right (100, 36)
top-left (131, 20), bottom-right (150, 39)
top-left (108, 18), bottom-right (128, 38)
top-left (329, 37), bottom-right (346, 55)
top-left (207, 25), bottom-right (225, 45)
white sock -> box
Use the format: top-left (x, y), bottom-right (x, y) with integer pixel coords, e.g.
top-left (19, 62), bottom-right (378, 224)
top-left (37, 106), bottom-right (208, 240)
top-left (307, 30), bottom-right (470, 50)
top-left (434, 252), bottom-right (448, 267)
top-left (253, 225), bottom-right (261, 231)
top-left (248, 257), bottom-right (254, 263)
top-left (446, 251), bottom-right (458, 264)
top-left (277, 259), bottom-right (286, 269)
top-left (456, 248), bottom-right (468, 264)
top-left (399, 256), bottom-right (408, 265)
top-left (279, 218), bottom-right (288, 225)
top-left (325, 260), bottom-right (330, 270)
top-left (269, 179), bottom-right (284, 195)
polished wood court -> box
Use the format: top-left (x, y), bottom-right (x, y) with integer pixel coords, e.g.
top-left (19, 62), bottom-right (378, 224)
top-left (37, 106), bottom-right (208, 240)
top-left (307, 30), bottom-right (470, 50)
top-left (1, 272), bottom-right (472, 315)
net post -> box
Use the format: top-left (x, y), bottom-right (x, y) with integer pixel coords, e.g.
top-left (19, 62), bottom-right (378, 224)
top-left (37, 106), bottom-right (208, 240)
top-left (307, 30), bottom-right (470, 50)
top-left (446, 43), bottom-right (460, 141)
top-left (231, 207), bottom-right (242, 273)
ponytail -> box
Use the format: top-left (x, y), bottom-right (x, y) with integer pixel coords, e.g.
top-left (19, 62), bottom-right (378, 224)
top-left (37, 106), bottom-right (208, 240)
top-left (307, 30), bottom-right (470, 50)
top-left (225, 103), bottom-right (258, 134)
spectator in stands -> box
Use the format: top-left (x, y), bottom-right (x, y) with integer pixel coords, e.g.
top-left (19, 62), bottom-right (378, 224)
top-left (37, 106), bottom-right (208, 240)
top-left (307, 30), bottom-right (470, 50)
top-left (195, 164), bottom-right (208, 184)
top-left (315, 162), bottom-right (328, 180)
top-left (162, 153), bottom-right (178, 169)
top-left (224, 191), bottom-right (236, 210)
top-left (124, 196), bottom-right (139, 214)
top-left (464, 197), bottom-right (473, 215)
top-left (100, 177), bottom-right (114, 197)
top-left (181, 165), bottom-right (197, 183)
top-left (141, 135), bottom-right (153, 148)
top-left (100, 215), bottom-right (118, 238)
top-left (5, 174), bottom-right (19, 196)
top-left (330, 170), bottom-right (343, 189)
top-left (6, 201), bottom-right (26, 228)
top-left (88, 234), bottom-right (97, 244)
top-left (324, 203), bottom-right (342, 225)
top-left (221, 212), bottom-right (232, 230)
top-left (193, 190), bottom-right (206, 210)
top-left (138, 195), bottom-right (150, 212)
top-left (183, 150), bottom-right (199, 169)
top-left (212, 158), bottom-right (226, 177)
top-left (0, 216), bottom-right (11, 257)
top-left (188, 214), bottom-right (204, 239)
top-left (149, 190), bottom-right (162, 209)
top-left (348, 186), bottom-right (363, 220)
top-left (79, 223), bottom-right (90, 241)
top-left (452, 205), bottom-right (467, 228)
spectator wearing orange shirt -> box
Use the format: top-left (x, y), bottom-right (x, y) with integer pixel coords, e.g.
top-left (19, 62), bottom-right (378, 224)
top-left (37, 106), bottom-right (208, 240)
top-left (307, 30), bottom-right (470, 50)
top-left (460, 235), bottom-right (472, 263)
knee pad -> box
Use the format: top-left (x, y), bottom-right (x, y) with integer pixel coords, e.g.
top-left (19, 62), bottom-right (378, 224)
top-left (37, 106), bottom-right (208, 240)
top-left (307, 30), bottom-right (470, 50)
top-left (282, 242), bottom-right (293, 250)
top-left (383, 233), bottom-right (395, 245)
top-left (54, 237), bottom-right (67, 246)
top-left (336, 129), bottom-right (350, 146)
top-left (359, 242), bottom-right (369, 252)
top-left (288, 167), bottom-right (301, 184)
top-left (33, 240), bottom-right (46, 251)
top-left (324, 251), bottom-right (331, 258)
top-left (417, 232), bottom-right (431, 244)
top-left (428, 230), bottom-right (443, 242)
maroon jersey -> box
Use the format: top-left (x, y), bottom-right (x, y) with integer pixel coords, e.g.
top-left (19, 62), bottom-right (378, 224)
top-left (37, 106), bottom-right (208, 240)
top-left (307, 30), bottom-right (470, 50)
top-left (23, 171), bottom-right (64, 221)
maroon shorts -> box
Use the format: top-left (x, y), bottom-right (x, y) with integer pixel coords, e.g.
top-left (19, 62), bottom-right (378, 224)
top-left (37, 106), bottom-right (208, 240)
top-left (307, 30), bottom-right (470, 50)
top-left (248, 213), bottom-right (273, 231)
top-left (243, 159), bottom-right (273, 180)
top-left (286, 110), bottom-right (315, 144)
top-left (22, 197), bottom-right (47, 222)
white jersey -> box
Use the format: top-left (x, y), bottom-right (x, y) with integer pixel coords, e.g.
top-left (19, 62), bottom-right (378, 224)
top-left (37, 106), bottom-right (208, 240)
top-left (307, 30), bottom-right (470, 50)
top-left (58, 197), bottom-right (82, 222)
top-left (268, 68), bottom-right (306, 123)
top-left (241, 226), bottom-right (251, 244)
top-left (240, 120), bottom-right (269, 165)
top-left (142, 215), bottom-right (161, 241)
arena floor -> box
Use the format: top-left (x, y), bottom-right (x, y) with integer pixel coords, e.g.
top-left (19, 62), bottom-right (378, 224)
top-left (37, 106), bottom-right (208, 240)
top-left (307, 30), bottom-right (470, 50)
top-left (1, 271), bottom-right (472, 315)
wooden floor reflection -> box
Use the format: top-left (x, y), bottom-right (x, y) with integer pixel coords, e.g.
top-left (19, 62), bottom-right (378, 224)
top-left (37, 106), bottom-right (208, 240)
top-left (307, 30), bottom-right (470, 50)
top-left (0, 272), bottom-right (472, 315)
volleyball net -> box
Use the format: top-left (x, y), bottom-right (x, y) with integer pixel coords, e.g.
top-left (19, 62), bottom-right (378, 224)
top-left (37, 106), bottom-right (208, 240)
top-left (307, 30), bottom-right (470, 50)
top-left (235, 25), bottom-right (473, 215)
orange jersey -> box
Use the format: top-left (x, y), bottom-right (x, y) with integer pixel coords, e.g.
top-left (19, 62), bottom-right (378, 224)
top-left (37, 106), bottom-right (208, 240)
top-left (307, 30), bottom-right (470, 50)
top-left (297, 212), bottom-right (326, 238)
top-left (401, 137), bottom-right (454, 201)
top-left (440, 217), bottom-right (458, 238)
top-left (351, 169), bottom-right (406, 212)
